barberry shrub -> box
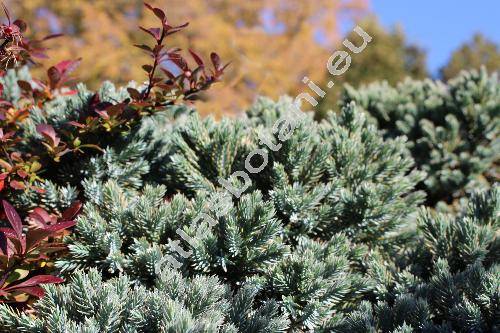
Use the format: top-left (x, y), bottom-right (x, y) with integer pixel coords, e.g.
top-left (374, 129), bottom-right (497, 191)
top-left (0, 0), bottom-right (226, 311)
top-left (0, 1), bottom-right (227, 203)
top-left (0, 200), bottom-right (79, 304)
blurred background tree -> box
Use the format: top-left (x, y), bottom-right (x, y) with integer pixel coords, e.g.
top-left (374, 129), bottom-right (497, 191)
top-left (316, 17), bottom-right (428, 118)
top-left (5, 1), bottom-right (498, 118)
top-left (333, 17), bottom-right (427, 86)
top-left (440, 33), bottom-right (500, 80)
top-left (7, 0), bottom-right (367, 116)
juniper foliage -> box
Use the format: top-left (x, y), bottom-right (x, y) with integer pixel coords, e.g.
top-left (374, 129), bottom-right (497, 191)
top-left (332, 187), bottom-right (499, 333)
top-left (0, 268), bottom-right (289, 332)
top-left (341, 68), bottom-right (499, 207)
top-left (165, 97), bottom-right (425, 244)
top-left (45, 95), bottom-right (426, 330)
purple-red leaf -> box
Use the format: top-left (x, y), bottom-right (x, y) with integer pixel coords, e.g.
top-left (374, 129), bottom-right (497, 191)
top-left (5, 275), bottom-right (64, 290)
top-left (2, 200), bottom-right (22, 239)
top-left (29, 208), bottom-right (52, 227)
top-left (160, 68), bottom-right (176, 80)
top-left (48, 59), bottom-right (81, 89)
top-left (67, 121), bottom-right (85, 128)
top-left (189, 49), bottom-right (205, 67)
top-left (42, 33), bottom-right (64, 41)
top-left (127, 87), bottom-right (142, 100)
top-left (142, 64), bottom-right (154, 73)
top-left (140, 27), bottom-right (162, 41)
top-left (30, 52), bottom-right (50, 60)
top-left (47, 66), bottom-right (61, 88)
top-left (54, 59), bottom-right (81, 77)
top-left (170, 56), bottom-right (188, 71)
top-left (17, 80), bottom-right (32, 92)
top-left (45, 220), bottom-right (75, 233)
top-left (144, 3), bottom-right (166, 22)
top-left (13, 19), bottom-right (27, 33)
top-left (0, 227), bottom-right (16, 239)
top-left (95, 109), bottom-right (109, 120)
top-left (134, 44), bottom-right (153, 53)
top-left (25, 229), bottom-right (51, 251)
top-left (36, 124), bottom-right (60, 147)
top-left (13, 286), bottom-right (45, 298)
top-left (62, 201), bottom-right (82, 221)
top-left (210, 53), bottom-right (222, 70)
top-left (165, 22), bottom-right (189, 36)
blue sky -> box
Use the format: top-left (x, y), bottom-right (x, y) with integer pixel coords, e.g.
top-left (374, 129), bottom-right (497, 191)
top-left (368, 0), bottom-right (500, 76)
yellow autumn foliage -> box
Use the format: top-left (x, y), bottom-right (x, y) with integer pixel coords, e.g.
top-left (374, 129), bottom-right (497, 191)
top-left (8, 0), bottom-right (367, 116)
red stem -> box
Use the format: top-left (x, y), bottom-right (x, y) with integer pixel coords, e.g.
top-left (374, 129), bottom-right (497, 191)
top-left (142, 27), bottom-right (166, 100)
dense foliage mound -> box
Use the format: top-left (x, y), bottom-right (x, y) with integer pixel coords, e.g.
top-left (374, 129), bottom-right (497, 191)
top-left (333, 186), bottom-right (499, 333)
top-left (341, 68), bottom-right (499, 207)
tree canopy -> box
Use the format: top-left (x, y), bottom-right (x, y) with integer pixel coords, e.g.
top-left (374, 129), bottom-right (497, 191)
top-left (8, 0), bottom-right (367, 116)
top-left (441, 33), bottom-right (500, 80)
